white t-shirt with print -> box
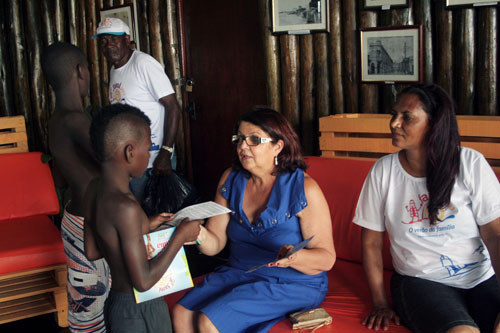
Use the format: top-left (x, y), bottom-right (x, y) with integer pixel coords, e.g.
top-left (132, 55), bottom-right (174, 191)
top-left (109, 50), bottom-right (175, 168)
top-left (353, 147), bottom-right (500, 288)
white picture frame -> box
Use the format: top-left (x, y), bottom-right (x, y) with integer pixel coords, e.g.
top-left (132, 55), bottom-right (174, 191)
top-left (446, 0), bottom-right (498, 7)
top-left (363, 0), bottom-right (409, 10)
top-left (360, 25), bottom-right (423, 84)
top-left (271, 0), bottom-right (329, 34)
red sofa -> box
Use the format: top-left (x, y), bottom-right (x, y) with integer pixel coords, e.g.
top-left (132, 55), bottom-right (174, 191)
top-left (0, 152), bottom-right (67, 326)
top-left (165, 156), bottom-right (500, 332)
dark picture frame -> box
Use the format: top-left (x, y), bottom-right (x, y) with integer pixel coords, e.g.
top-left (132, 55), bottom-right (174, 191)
top-left (360, 25), bottom-right (423, 84)
top-left (446, 0), bottom-right (499, 8)
top-left (271, 0), bottom-right (329, 34)
top-left (363, 0), bottom-right (409, 10)
top-left (100, 2), bottom-right (140, 50)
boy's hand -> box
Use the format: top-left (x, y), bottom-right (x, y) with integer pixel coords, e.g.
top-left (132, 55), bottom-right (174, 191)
top-left (176, 218), bottom-right (202, 243)
top-left (149, 213), bottom-right (174, 232)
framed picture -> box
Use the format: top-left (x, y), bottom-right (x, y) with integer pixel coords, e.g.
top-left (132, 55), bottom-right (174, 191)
top-left (100, 1), bottom-right (140, 50)
top-left (446, 0), bottom-right (498, 7)
top-left (360, 25), bottom-right (423, 84)
top-left (271, 0), bottom-right (328, 34)
top-left (363, 0), bottom-right (409, 10)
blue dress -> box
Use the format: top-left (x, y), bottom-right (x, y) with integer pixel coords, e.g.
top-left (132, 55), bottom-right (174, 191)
top-left (178, 169), bottom-right (328, 332)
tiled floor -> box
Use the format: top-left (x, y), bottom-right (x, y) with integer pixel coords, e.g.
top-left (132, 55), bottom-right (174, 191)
top-left (1, 314), bottom-right (69, 333)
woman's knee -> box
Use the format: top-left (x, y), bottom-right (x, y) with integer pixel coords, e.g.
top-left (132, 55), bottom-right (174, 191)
top-left (172, 304), bottom-right (191, 325)
top-left (447, 325), bottom-right (480, 333)
top-left (198, 313), bottom-right (219, 333)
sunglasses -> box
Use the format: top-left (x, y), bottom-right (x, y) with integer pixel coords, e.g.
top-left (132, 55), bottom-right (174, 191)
top-left (231, 135), bottom-right (273, 146)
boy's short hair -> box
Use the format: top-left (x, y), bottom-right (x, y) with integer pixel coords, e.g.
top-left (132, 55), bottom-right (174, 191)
top-left (41, 42), bottom-right (87, 91)
top-left (90, 104), bottom-right (151, 163)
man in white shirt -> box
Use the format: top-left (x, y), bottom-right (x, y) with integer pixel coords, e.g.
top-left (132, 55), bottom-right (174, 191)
top-left (93, 17), bottom-right (180, 202)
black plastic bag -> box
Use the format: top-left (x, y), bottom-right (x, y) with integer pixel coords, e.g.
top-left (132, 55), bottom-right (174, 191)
top-left (142, 171), bottom-right (199, 217)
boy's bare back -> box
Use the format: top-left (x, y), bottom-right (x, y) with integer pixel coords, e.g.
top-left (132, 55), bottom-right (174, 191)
top-left (49, 110), bottom-right (99, 216)
top-left (85, 178), bottom-right (152, 292)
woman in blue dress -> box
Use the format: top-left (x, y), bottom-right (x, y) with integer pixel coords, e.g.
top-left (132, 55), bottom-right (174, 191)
top-left (173, 107), bottom-right (335, 332)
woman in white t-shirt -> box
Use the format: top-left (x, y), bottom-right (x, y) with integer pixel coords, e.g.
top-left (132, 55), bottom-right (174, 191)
top-left (353, 84), bottom-right (500, 333)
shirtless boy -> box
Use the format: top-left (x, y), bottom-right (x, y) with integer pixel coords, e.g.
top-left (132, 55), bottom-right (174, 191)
top-left (42, 42), bottom-right (110, 332)
top-left (84, 103), bottom-right (201, 332)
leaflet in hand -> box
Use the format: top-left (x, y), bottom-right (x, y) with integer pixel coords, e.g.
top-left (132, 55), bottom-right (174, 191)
top-left (167, 201), bottom-right (232, 227)
top-left (245, 236), bottom-right (314, 273)
top-left (133, 227), bottom-right (193, 303)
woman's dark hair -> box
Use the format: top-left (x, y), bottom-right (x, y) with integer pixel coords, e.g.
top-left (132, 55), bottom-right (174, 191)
top-left (399, 84), bottom-right (461, 224)
top-left (232, 106), bottom-right (307, 176)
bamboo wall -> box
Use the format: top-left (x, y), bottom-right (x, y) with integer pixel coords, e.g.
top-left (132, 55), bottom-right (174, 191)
top-left (0, 0), bottom-right (499, 161)
top-left (0, 0), bottom-right (187, 169)
top-left (258, 0), bottom-right (500, 155)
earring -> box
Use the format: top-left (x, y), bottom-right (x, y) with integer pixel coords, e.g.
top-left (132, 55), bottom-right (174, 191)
top-left (274, 155), bottom-right (278, 166)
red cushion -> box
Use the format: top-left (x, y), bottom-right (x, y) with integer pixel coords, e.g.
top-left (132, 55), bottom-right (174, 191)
top-left (0, 152), bottom-right (59, 220)
top-left (269, 259), bottom-right (410, 332)
top-left (0, 215), bottom-right (65, 274)
top-left (305, 157), bottom-right (393, 270)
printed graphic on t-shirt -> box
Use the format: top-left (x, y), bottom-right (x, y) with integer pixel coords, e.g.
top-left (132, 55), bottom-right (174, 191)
top-left (109, 82), bottom-right (126, 103)
top-left (440, 245), bottom-right (489, 279)
top-left (402, 194), bottom-right (457, 225)
top-left (402, 194), bottom-right (429, 224)
top-left (403, 194), bottom-right (459, 239)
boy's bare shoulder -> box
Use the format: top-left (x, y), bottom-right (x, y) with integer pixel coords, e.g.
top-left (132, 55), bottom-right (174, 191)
top-left (51, 107), bottom-right (87, 124)
top-left (101, 191), bottom-right (144, 228)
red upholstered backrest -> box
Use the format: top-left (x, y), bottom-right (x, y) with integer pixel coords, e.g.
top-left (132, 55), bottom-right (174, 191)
top-left (0, 152), bottom-right (59, 220)
top-left (305, 156), bottom-right (394, 269)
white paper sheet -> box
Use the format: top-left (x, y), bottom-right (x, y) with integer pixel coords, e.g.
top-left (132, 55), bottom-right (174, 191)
top-left (167, 201), bottom-right (232, 227)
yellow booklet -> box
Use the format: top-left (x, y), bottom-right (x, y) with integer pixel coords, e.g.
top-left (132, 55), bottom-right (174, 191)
top-left (133, 227), bottom-right (193, 303)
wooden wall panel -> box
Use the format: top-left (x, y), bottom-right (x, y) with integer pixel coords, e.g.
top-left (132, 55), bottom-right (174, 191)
top-left (435, 2), bottom-right (454, 96)
top-left (329, 0), bottom-right (344, 115)
top-left (280, 35), bottom-right (300, 130)
top-left (343, 0), bottom-right (359, 115)
top-left (0, 3), bottom-right (14, 117)
top-left (8, 0), bottom-right (33, 148)
top-left (456, 9), bottom-right (475, 115)
top-left (26, 0), bottom-right (49, 152)
top-left (258, 0), bottom-right (281, 111)
top-left (415, 0), bottom-right (433, 83)
top-left (300, 35), bottom-right (315, 155)
top-left (477, 8), bottom-right (497, 115)
top-left (257, 1), bottom-right (499, 154)
top-left (0, 0), bottom-right (499, 161)
top-left (359, 10), bottom-right (379, 114)
top-left (314, 34), bottom-right (330, 118)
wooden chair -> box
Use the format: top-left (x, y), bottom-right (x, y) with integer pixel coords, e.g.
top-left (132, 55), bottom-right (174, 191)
top-left (0, 116), bottom-right (68, 327)
top-left (319, 114), bottom-right (500, 173)
top-left (0, 115), bottom-right (28, 154)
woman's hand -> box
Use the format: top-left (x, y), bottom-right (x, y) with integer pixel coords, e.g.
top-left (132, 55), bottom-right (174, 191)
top-left (362, 305), bottom-right (400, 331)
top-left (268, 244), bottom-right (298, 268)
top-left (149, 212), bottom-right (174, 232)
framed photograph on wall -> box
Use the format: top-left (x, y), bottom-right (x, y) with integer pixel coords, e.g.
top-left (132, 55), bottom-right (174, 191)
top-left (363, 0), bottom-right (409, 10)
top-left (271, 0), bottom-right (328, 34)
top-left (446, 0), bottom-right (498, 8)
top-left (360, 25), bottom-right (423, 84)
top-left (100, 2), bottom-right (140, 50)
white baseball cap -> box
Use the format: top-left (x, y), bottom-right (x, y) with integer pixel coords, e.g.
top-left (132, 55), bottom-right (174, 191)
top-left (92, 17), bottom-right (130, 39)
